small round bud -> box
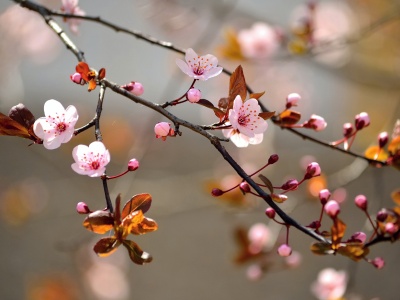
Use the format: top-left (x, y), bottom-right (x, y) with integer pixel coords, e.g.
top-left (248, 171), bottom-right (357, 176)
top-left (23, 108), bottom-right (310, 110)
top-left (305, 162), bottom-right (321, 179)
top-left (70, 72), bottom-right (84, 85)
top-left (187, 88), bottom-right (202, 103)
top-left (384, 222), bottom-right (399, 234)
top-left (239, 182), bottom-right (251, 193)
top-left (286, 93), bottom-right (301, 108)
top-left (281, 179), bottom-right (299, 191)
top-left (354, 194), bottom-right (367, 211)
top-left (268, 154), bottom-right (279, 165)
top-left (211, 188), bottom-right (224, 197)
top-left (76, 202), bottom-right (91, 214)
top-left (342, 123), bottom-right (353, 138)
top-left (318, 189), bottom-right (331, 205)
top-left (377, 209), bottom-right (388, 222)
top-left (304, 114), bottom-right (327, 131)
top-left (122, 81), bottom-right (144, 96)
top-left (324, 200), bottom-right (340, 218)
top-left (378, 132), bottom-right (389, 148)
top-left (370, 257), bottom-right (385, 269)
top-left (277, 244), bottom-right (292, 257)
top-left (355, 112), bottom-right (370, 130)
top-left (154, 122), bottom-right (173, 139)
top-left (350, 231), bottom-right (367, 244)
top-left (128, 158), bottom-right (139, 171)
top-left (265, 207), bottom-right (276, 219)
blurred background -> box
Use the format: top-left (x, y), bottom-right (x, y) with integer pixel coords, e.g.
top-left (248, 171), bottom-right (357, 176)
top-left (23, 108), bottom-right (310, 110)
top-left (0, 0), bottom-right (399, 299)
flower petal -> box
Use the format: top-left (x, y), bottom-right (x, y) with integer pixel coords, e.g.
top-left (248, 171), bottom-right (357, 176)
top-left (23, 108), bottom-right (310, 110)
top-left (44, 99), bottom-right (65, 116)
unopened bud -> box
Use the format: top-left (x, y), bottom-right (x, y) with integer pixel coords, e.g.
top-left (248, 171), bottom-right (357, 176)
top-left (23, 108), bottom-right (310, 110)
top-left (349, 231), bottom-right (367, 244)
top-left (76, 202), bottom-right (91, 214)
top-left (70, 72), bottom-right (84, 85)
top-left (211, 188), bottom-right (224, 197)
top-left (154, 122), bottom-right (174, 140)
top-left (385, 222), bottom-right (399, 234)
top-left (318, 189), bottom-right (331, 205)
top-left (265, 207), bottom-right (276, 219)
top-left (378, 132), bottom-right (389, 148)
top-left (324, 200), bottom-right (340, 218)
top-left (304, 162), bottom-right (321, 179)
top-left (354, 194), bottom-right (367, 211)
top-left (370, 257), bottom-right (385, 269)
top-left (377, 209), bottom-right (388, 222)
top-left (187, 88), bottom-right (202, 103)
top-left (239, 182), bottom-right (251, 193)
top-left (343, 123), bottom-right (353, 138)
top-left (122, 81), bottom-right (144, 96)
top-left (268, 154), bottom-right (279, 165)
top-left (304, 114), bottom-right (327, 131)
top-left (128, 158), bottom-right (139, 171)
top-left (281, 179), bottom-right (299, 191)
top-left (355, 112), bottom-right (370, 130)
top-left (286, 93), bottom-right (301, 109)
top-left (277, 244), bottom-right (292, 257)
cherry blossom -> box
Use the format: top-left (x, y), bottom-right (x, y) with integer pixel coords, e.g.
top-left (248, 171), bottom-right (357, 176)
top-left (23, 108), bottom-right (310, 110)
top-left (33, 99), bottom-right (78, 150)
top-left (222, 95), bottom-right (268, 147)
top-left (71, 141), bottom-right (110, 177)
top-left (61, 0), bottom-right (85, 34)
top-left (176, 48), bottom-right (223, 81)
top-left (311, 268), bottom-right (348, 300)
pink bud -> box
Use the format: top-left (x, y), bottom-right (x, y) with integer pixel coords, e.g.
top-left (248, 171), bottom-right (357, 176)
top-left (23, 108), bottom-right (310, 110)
top-left (370, 257), bottom-right (385, 269)
top-left (342, 123), bottom-right (353, 138)
top-left (385, 222), bottom-right (399, 234)
top-left (187, 88), bottom-right (202, 103)
top-left (286, 93), bottom-right (301, 108)
top-left (377, 209), bottom-right (388, 222)
top-left (378, 132), bottom-right (389, 148)
top-left (305, 162), bottom-right (321, 179)
top-left (265, 207), bottom-right (276, 219)
top-left (76, 202), bottom-right (90, 214)
top-left (304, 114), bottom-right (327, 131)
top-left (350, 231), bottom-right (367, 244)
top-left (246, 264), bottom-right (263, 281)
top-left (281, 179), bottom-right (299, 191)
top-left (154, 122), bottom-right (172, 139)
top-left (211, 188), bottom-right (224, 197)
top-left (354, 194), bottom-right (367, 210)
top-left (70, 72), bottom-right (84, 85)
top-left (324, 200), bottom-right (340, 218)
top-left (318, 189), bottom-right (331, 204)
top-left (122, 81), bottom-right (144, 96)
top-left (277, 244), bottom-right (292, 257)
top-left (239, 182), bottom-right (251, 193)
top-left (268, 154), bottom-right (279, 164)
top-left (128, 158), bottom-right (139, 171)
top-left (355, 112), bottom-right (370, 130)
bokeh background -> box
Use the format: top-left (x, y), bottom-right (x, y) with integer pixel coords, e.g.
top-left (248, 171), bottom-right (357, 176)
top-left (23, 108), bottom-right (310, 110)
top-left (0, 0), bottom-right (399, 299)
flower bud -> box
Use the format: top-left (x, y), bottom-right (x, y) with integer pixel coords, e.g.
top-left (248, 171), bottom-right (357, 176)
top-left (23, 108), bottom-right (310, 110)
top-left (355, 112), bottom-right (370, 130)
top-left (385, 222), bottom-right (399, 234)
top-left (70, 72), bottom-right (84, 85)
top-left (370, 257), bottom-right (385, 269)
top-left (304, 114), bottom-right (327, 131)
top-left (342, 123), bottom-right (353, 138)
top-left (265, 207), bottom-right (276, 219)
top-left (324, 200), bottom-right (340, 218)
top-left (304, 162), bottom-right (321, 179)
top-left (268, 154), bottom-right (279, 165)
top-left (318, 189), bottom-right (331, 205)
top-left (277, 244), bottom-right (292, 257)
top-left (350, 231), bottom-right (367, 244)
top-left (154, 122), bottom-right (174, 140)
top-left (354, 194), bottom-right (367, 211)
top-left (122, 81), bottom-right (144, 96)
top-left (239, 182), bottom-right (251, 193)
top-left (128, 158), bottom-right (139, 171)
top-left (286, 93), bottom-right (301, 108)
top-left (187, 88), bottom-right (202, 103)
top-left (378, 132), bottom-right (389, 148)
top-left (376, 209), bottom-right (388, 222)
top-left (76, 202), bottom-right (91, 214)
top-left (281, 179), bottom-right (299, 191)
top-left (211, 188), bottom-right (224, 197)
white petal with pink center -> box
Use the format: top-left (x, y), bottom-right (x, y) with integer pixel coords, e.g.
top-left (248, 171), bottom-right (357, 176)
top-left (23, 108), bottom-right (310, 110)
top-left (176, 48), bottom-right (223, 81)
top-left (33, 99), bottom-right (78, 150)
top-left (71, 141), bottom-right (110, 177)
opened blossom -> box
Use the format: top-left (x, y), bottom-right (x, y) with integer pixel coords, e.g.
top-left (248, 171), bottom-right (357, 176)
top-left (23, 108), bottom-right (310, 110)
top-left (61, 0), bottom-right (85, 34)
top-left (176, 48), bottom-right (223, 81)
top-left (33, 99), bottom-right (78, 150)
top-left (71, 141), bottom-right (110, 177)
top-left (222, 95), bottom-right (268, 147)
top-left (311, 268), bottom-right (348, 300)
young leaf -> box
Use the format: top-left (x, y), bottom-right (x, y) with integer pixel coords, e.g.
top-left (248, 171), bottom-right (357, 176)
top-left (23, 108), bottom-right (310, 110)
top-left (121, 193), bottom-right (152, 219)
top-left (336, 243), bottom-right (369, 261)
top-left (122, 240), bottom-right (153, 264)
top-left (310, 242), bottom-right (334, 255)
top-left (93, 237), bottom-right (119, 257)
top-left (83, 210), bottom-right (114, 234)
top-left (228, 65), bottom-right (247, 108)
top-left (98, 68), bottom-right (106, 80)
top-left (129, 217), bottom-right (158, 235)
top-left (8, 103), bottom-right (35, 129)
top-left (249, 91), bottom-right (265, 100)
top-left (278, 110), bottom-right (301, 125)
top-left (197, 99), bottom-right (225, 119)
top-left (331, 218), bottom-right (346, 250)
top-left (258, 174), bottom-right (274, 194)
top-left (364, 146), bottom-right (388, 161)
top-left (259, 111), bottom-right (275, 120)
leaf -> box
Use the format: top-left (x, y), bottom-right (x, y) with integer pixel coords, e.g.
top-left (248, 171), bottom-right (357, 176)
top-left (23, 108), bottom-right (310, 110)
top-left (196, 99), bottom-right (226, 119)
top-left (331, 218), bottom-right (346, 250)
top-left (76, 62), bottom-right (90, 81)
top-left (87, 79), bottom-right (97, 92)
top-left (391, 188), bottom-right (400, 206)
top-left (0, 112), bottom-right (37, 141)
top-left (93, 237), bottom-right (119, 257)
top-left (83, 210), bottom-right (114, 234)
top-left (228, 65), bottom-right (247, 109)
top-left (121, 193), bottom-right (152, 219)
top-left (388, 136), bottom-right (400, 154)
top-left (258, 174), bottom-right (274, 194)
top-left (249, 92), bottom-right (265, 100)
top-left (130, 217), bottom-right (158, 235)
top-left (98, 68), bottom-right (106, 80)
top-left (122, 240), bottom-right (153, 265)
top-left (336, 243), bottom-right (369, 262)
top-left (310, 242), bottom-right (334, 255)
top-left (259, 111), bottom-right (275, 120)
top-left (278, 110), bottom-right (301, 125)
top-left (8, 103), bottom-right (35, 129)
top-left (364, 146), bottom-right (388, 161)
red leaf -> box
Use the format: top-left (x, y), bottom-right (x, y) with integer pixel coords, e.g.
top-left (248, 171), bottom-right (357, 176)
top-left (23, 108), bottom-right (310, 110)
top-left (8, 103), bottom-right (36, 129)
top-left (197, 99), bottom-right (226, 119)
top-left (93, 237), bottom-right (119, 257)
top-left (278, 110), bottom-right (301, 125)
top-left (98, 68), bottom-right (106, 80)
top-left (76, 62), bottom-right (90, 81)
top-left (83, 210), bottom-right (114, 234)
top-left (121, 193), bottom-right (152, 219)
top-left (259, 111), bottom-right (275, 120)
top-left (122, 240), bottom-right (153, 265)
top-left (249, 91), bottom-right (265, 100)
top-left (0, 112), bottom-right (33, 140)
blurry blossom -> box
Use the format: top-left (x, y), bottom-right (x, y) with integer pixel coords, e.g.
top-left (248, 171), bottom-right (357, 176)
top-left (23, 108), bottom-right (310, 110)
top-left (310, 268), bottom-right (348, 300)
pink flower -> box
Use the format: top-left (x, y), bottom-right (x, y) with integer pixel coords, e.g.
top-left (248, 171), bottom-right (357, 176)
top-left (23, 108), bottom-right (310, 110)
top-left (237, 22), bottom-right (280, 59)
top-left (33, 99), bottom-right (78, 150)
top-left (247, 223), bottom-right (271, 254)
top-left (71, 141), bottom-right (110, 177)
top-left (311, 268), bottom-right (348, 300)
top-left (176, 48), bottom-right (223, 81)
top-left (61, 0), bottom-right (85, 34)
top-left (222, 95), bottom-right (268, 147)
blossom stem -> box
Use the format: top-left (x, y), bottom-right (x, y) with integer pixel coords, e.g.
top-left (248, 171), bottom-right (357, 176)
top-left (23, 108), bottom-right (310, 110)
top-left (106, 170), bottom-right (129, 180)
